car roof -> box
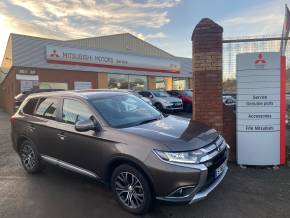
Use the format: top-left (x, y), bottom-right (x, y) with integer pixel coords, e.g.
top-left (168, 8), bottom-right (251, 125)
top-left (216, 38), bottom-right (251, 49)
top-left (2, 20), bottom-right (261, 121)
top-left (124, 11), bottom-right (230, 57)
top-left (27, 89), bottom-right (129, 100)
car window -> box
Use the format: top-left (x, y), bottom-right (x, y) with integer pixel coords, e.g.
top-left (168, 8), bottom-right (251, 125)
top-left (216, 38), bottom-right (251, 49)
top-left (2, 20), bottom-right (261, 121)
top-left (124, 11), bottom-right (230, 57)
top-left (168, 91), bottom-right (179, 97)
top-left (184, 91), bottom-right (192, 97)
top-left (139, 91), bottom-right (151, 97)
top-left (152, 91), bottom-right (170, 97)
top-left (35, 98), bottom-right (58, 120)
top-left (22, 98), bottom-right (38, 115)
top-left (90, 94), bottom-right (161, 128)
top-left (62, 99), bottom-right (93, 124)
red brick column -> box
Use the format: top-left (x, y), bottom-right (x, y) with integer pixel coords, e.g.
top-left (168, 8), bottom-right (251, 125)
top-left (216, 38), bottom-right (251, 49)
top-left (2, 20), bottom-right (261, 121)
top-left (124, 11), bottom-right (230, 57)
top-left (191, 18), bottom-right (223, 133)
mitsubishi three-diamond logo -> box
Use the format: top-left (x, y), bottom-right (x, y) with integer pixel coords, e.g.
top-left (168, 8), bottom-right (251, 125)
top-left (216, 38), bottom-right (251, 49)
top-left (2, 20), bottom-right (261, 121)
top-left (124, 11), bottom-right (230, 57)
top-left (50, 49), bottom-right (60, 58)
top-left (254, 53), bottom-right (266, 68)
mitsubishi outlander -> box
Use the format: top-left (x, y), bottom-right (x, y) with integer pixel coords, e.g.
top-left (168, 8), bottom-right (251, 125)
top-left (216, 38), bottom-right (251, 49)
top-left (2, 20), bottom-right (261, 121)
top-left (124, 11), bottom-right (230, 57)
top-left (11, 90), bottom-right (229, 214)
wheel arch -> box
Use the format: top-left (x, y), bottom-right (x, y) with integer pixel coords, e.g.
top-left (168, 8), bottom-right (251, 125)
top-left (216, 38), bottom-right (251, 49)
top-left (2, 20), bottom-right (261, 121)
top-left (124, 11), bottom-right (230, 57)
top-left (16, 135), bottom-right (30, 152)
top-left (16, 135), bottom-right (38, 153)
top-left (105, 156), bottom-right (156, 196)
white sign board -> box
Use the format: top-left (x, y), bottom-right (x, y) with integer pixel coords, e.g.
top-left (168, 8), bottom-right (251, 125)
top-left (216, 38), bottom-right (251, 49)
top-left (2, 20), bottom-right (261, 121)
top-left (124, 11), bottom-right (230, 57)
top-left (74, 81), bottom-right (92, 90)
top-left (46, 45), bottom-right (180, 74)
top-left (236, 52), bottom-right (281, 165)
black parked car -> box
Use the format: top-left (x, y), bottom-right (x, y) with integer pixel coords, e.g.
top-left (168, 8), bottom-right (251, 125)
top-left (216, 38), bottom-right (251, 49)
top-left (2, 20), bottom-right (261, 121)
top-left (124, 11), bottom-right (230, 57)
top-left (11, 90), bottom-right (229, 214)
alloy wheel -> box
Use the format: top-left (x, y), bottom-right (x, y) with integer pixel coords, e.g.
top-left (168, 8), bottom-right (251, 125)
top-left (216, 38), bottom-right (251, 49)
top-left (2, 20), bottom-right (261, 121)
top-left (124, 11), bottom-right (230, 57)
top-left (115, 172), bottom-right (145, 209)
top-left (20, 143), bottom-right (37, 170)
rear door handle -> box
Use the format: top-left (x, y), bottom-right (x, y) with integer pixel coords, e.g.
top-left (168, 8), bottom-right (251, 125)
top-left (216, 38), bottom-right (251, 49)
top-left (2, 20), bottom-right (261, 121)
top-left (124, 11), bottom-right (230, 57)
top-left (57, 133), bottom-right (66, 140)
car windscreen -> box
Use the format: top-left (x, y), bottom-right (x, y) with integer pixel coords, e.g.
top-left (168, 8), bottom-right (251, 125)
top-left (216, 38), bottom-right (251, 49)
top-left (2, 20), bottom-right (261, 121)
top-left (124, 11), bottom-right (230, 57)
top-left (152, 91), bottom-right (170, 97)
top-left (183, 90), bottom-right (192, 97)
top-left (89, 94), bottom-right (162, 128)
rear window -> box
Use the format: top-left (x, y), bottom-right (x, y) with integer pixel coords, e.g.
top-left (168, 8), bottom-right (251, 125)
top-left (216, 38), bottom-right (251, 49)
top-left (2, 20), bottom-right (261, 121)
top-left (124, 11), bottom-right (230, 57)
top-left (22, 98), bottom-right (38, 115)
top-left (35, 98), bottom-right (58, 120)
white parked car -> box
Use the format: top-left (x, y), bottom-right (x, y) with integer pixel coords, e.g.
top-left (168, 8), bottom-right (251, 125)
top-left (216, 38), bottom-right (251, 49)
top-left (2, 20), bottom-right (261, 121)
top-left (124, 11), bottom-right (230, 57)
top-left (106, 89), bottom-right (153, 105)
top-left (139, 90), bottom-right (183, 112)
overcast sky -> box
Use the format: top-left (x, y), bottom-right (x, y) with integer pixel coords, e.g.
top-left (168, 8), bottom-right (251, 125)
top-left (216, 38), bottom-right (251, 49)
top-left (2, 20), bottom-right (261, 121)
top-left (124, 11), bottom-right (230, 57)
top-left (1, 0), bottom-right (290, 62)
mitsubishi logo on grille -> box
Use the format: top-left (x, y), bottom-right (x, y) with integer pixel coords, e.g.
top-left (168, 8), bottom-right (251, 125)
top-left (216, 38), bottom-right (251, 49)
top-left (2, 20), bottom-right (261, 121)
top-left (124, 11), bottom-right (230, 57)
top-left (216, 143), bottom-right (221, 152)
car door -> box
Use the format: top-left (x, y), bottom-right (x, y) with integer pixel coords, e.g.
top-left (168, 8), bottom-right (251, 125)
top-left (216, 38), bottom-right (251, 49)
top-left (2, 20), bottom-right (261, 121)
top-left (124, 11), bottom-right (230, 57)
top-left (54, 98), bottom-right (104, 175)
top-left (32, 97), bottom-right (62, 158)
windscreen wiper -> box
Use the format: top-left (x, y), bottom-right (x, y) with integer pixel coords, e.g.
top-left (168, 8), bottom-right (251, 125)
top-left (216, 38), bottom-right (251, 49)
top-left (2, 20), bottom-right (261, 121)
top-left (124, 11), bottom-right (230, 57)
top-left (137, 117), bottom-right (160, 125)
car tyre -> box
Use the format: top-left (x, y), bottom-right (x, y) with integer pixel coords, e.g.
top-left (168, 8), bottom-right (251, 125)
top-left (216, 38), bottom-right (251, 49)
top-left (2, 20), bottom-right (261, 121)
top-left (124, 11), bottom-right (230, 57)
top-left (155, 103), bottom-right (163, 112)
top-left (111, 164), bottom-right (152, 215)
top-left (19, 140), bottom-right (44, 174)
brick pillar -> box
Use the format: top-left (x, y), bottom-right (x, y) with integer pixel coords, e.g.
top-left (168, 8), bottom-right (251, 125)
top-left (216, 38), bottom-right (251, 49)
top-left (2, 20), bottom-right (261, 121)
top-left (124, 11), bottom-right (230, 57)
top-left (191, 18), bottom-right (223, 133)
top-left (97, 72), bottom-right (108, 89)
top-left (164, 77), bottom-right (173, 90)
top-left (148, 76), bottom-right (156, 89)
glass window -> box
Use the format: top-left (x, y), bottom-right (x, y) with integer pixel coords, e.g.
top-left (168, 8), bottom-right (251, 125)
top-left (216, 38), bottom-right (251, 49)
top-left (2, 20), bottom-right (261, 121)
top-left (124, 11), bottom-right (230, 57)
top-left (129, 75), bottom-right (147, 91)
top-left (155, 77), bottom-right (165, 90)
top-left (167, 90), bottom-right (180, 97)
top-left (151, 90), bottom-right (170, 97)
top-left (39, 82), bottom-right (68, 90)
top-left (62, 99), bottom-right (93, 124)
top-left (23, 98), bottom-right (38, 115)
top-left (139, 91), bottom-right (151, 98)
top-left (108, 74), bottom-right (129, 89)
top-left (173, 78), bottom-right (188, 90)
top-left (35, 98), bottom-right (58, 120)
top-left (183, 90), bottom-right (192, 97)
top-left (89, 94), bottom-right (161, 128)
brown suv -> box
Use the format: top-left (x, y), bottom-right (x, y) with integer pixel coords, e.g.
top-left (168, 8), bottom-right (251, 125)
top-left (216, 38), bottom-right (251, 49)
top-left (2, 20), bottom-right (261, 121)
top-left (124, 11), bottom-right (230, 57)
top-left (11, 90), bottom-right (229, 214)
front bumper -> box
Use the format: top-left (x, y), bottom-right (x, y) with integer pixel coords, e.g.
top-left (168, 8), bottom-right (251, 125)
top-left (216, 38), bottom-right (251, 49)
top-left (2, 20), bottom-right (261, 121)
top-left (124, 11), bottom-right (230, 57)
top-left (155, 147), bottom-right (229, 203)
top-left (165, 105), bottom-right (183, 110)
top-left (189, 164), bottom-right (228, 204)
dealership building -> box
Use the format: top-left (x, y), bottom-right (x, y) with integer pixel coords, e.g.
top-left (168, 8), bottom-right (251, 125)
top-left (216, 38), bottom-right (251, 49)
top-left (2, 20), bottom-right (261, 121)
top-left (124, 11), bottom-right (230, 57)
top-left (0, 33), bottom-right (192, 113)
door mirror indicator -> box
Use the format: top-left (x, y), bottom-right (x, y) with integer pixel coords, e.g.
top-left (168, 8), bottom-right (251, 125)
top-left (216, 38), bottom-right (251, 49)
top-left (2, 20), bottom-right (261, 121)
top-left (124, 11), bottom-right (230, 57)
top-left (75, 117), bottom-right (101, 132)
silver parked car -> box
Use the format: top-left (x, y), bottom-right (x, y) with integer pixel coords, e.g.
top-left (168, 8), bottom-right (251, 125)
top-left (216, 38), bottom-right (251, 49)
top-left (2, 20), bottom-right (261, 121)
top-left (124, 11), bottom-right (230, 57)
top-left (139, 90), bottom-right (183, 112)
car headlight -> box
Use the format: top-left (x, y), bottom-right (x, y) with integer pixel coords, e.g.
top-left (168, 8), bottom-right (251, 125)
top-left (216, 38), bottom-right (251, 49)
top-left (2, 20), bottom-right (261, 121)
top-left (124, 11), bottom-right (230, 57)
top-left (154, 149), bottom-right (205, 164)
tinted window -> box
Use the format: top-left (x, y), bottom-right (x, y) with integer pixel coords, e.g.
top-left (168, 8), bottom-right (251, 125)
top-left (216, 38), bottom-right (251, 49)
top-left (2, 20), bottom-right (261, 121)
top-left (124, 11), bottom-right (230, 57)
top-left (22, 98), bottom-right (38, 115)
top-left (168, 91), bottom-right (179, 97)
top-left (62, 99), bottom-right (93, 124)
top-left (139, 91), bottom-right (151, 97)
top-left (35, 98), bottom-right (58, 120)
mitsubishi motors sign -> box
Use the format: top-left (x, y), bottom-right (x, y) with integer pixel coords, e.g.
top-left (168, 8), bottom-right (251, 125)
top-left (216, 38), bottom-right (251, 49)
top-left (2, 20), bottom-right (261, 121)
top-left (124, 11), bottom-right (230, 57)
top-left (46, 45), bottom-right (180, 74)
top-left (236, 52), bottom-right (286, 165)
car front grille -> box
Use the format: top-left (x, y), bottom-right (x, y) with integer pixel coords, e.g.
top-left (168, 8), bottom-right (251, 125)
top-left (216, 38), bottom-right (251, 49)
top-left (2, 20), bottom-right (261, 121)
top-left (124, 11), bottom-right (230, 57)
top-left (197, 136), bottom-right (228, 192)
top-left (200, 148), bottom-right (228, 192)
top-left (171, 102), bottom-right (182, 108)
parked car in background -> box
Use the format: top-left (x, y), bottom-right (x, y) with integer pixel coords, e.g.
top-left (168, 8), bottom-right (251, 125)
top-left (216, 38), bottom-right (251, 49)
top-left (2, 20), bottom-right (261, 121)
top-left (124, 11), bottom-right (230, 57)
top-left (138, 90), bottom-right (183, 112)
top-left (14, 89), bottom-right (64, 112)
top-left (223, 96), bottom-right (236, 106)
top-left (167, 90), bottom-right (192, 112)
top-left (119, 89), bottom-right (153, 105)
top-left (11, 90), bottom-right (229, 214)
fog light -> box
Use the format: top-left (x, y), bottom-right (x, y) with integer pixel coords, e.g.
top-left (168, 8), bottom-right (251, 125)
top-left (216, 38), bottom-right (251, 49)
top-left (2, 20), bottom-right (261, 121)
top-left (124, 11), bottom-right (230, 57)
top-left (168, 186), bottom-right (195, 198)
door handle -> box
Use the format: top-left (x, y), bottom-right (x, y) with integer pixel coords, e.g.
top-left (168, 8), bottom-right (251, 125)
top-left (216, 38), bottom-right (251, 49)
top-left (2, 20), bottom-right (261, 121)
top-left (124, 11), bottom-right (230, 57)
top-left (57, 133), bottom-right (66, 140)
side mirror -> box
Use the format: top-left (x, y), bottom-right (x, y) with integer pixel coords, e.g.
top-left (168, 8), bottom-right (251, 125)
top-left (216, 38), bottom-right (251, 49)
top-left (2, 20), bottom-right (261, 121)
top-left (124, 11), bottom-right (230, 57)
top-left (149, 94), bottom-right (153, 98)
top-left (75, 117), bottom-right (101, 132)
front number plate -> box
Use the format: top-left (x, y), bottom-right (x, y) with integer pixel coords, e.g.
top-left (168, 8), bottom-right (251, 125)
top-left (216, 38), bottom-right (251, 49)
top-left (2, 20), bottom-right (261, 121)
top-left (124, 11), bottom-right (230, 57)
top-left (215, 161), bottom-right (227, 178)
